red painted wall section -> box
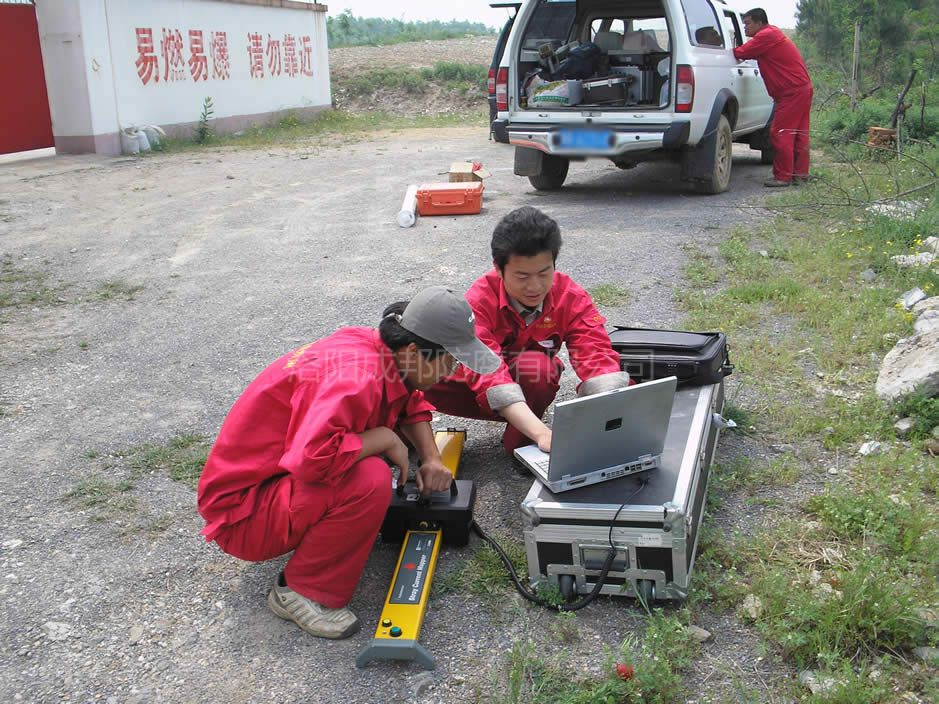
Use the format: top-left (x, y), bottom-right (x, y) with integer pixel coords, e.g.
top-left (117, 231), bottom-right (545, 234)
top-left (0, 5), bottom-right (54, 154)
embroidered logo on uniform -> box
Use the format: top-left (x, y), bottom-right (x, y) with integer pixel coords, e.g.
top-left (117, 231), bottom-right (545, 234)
top-left (469, 313), bottom-right (475, 323)
top-left (534, 316), bottom-right (556, 329)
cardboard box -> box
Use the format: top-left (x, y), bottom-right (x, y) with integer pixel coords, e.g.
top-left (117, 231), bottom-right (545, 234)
top-left (447, 161), bottom-right (491, 183)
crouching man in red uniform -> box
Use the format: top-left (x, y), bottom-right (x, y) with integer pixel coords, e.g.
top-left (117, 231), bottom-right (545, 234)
top-left (424, 206), bottom-right (631, 454)
top-left (197, 287), bottom-right (499, 640)
top-left (734, 7), bottom-right (813, 187)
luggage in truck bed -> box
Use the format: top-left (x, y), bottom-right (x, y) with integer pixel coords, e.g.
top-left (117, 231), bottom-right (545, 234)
top-left (520, 381), bottom-right (725, 603)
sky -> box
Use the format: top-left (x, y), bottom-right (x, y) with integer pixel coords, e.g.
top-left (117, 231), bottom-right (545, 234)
top-left (324, 1), bottom-right (801, 30)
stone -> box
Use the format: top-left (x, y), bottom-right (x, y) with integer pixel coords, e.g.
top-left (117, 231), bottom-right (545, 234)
top-left (42, 621), bottom-right (71, 642)
top-left (740, 594), bottom-right (763, 620)
top-left (913, 647), bottom-right (939, 664)
top-left (129, 625), bottom-right (145, 644)
top-left (858, 441), bottom-right (883, 456)
top-left (827, 467), bottom-right (839, 475)
top-left (686, 625), bottom-right (712, 642)
top-left (860, 268), bottom-right (877, 282)
top-left (911, 296), bottom-right (939, 316)
top-left (411, 672), bottom-right (435, 697)
top-left (932, 426), bottom-right (939, 440)
top-left (913, 310), bottom-right (939, 335)
top-left (875, 329), bottom-right (939, 402)
top-left (1, 539), bottom-right (23, 549)
top-left (891, 253), bottom-right (936, 269)
top-left (925, 439), bottom-right (939, 456)
top-left (923, 236), bottom-right (939, 254)
top-left (799, 670), bottom-right (836, 695)
top-left (894, 417), bottom-right (916, 438)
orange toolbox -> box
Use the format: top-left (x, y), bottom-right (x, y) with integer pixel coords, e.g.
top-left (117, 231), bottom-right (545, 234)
top-left (415, 182), bottom-right (484, 216)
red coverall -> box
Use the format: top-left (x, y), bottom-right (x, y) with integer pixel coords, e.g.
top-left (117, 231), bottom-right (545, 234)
top-left (424, 269), bottom-right (624, 451)
top-left (733, 25), bottom-right (813, 183)
top-left (197, 328), bottom-right (434, 608)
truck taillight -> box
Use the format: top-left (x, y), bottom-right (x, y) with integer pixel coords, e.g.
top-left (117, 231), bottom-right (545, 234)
top-left (496, 68), bottom-right (508, 111)
top-left (675, 65), bottom-right (694, 113)
top-left (487, 68), bottom-right (496, 96)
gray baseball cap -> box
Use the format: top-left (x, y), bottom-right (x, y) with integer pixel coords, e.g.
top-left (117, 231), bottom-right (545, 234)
top-left (400, 286), bottom-right (501, 374)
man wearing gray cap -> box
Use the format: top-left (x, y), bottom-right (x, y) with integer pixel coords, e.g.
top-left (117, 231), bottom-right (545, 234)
top-left (197, 287), bottom-right (499, 640)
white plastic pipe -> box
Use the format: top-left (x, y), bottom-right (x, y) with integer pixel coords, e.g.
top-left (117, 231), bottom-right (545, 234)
top-left (397, 184), bottom-right (418, 228)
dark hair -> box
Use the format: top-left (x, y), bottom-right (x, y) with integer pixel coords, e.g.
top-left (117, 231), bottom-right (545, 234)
top-left (491, 206), bottom-right (562, 271)
top-left (379, 301), bottom-right (447, 359)
top-left (743, 8), bottom-right (768, 24)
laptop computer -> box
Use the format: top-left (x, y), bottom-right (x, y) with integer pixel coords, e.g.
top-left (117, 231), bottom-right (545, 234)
top-left (513, 376), bottom-right (677, 493)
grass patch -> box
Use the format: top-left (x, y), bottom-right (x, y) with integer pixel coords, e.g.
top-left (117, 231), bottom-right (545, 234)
top-left (341, 61), bottom-right (487, 97)
top-left (0, 255), bottom-right (65, 310)
top-left (164, 108), bottom-right (485, 152)
top-left (588, 283), bottom-right (631, 307)
top-left (433, 535), bottom-right (527, 600)
top-left (91, 280), bottom-right (143, 302)
top-left (679, 143), bottom-right (939, 696)
top-left (489, 611), bottom-right (700, 704)
top-left (125, 433), bottom-right (211, 489)
top-left (64, 476), bottom-right (137, 512)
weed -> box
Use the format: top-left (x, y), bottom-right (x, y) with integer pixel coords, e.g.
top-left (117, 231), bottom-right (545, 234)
top-left (432, 537), bottom-right (527, 600)
top-left (894, 390), bottom-right (939, 440)
top-left (64, 476), bottom-right (137, 512)
top-left (125, 433), bottom-right (210, 489)
top-left (588, 283), bottom-right (630, 307)
top-left (194, 96), bottom-right (214, 144)
top-left (549, 612), bottom-right (580, 644)
top-left (0, 255), bottom-right (65, 309)
top-left (92, 280), bottom-right (143, 302)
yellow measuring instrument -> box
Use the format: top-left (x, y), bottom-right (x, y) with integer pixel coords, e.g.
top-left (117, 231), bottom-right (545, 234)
top-left (356, 429), bottom-right (471, 670)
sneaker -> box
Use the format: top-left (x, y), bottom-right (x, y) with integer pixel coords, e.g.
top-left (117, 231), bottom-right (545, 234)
top-left (267, 572), bottom-right (360, 639)
top-left (763, 179), bottom-right (791, 188)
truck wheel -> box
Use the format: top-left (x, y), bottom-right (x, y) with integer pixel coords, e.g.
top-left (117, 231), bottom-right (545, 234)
top-left (693, 115), bottom-right (733, 195)
top-left (558, 574), bottom-right (576, 602)
top-left (528, 155), bottom-right (569, 190)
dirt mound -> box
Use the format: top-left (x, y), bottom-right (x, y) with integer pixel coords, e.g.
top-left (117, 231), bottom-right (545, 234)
top-left (329, 36), bottom-right (496, 116)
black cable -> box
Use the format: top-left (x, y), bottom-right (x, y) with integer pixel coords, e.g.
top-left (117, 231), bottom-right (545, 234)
top-left (471, 477), bottom-right (650, 612)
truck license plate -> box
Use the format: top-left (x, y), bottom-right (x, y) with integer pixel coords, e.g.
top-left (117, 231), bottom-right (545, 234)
top-left (556, 128), bottom-right (612, 150)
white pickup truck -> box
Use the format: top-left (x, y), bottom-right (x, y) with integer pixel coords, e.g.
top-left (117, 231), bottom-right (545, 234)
top-left (492, 0), bottom-right (775, 194)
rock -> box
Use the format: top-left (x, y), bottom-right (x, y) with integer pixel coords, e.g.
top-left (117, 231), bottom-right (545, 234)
top-left (42, 621), bottom-right (71, 641)
top-left (799, 670), bottom-right (836, 694)
top-left (875, 329), bottom-right (939, 402)
top-left (740, 594), bottom-right (763, 620)
top-left (892, 253), bottom-right (936, 269)
top-left (913, 647), bottom-right (939, 664)
top-left (899, 287), bottom-right (928, 310)
top-left (926, 439), bottom-right (939, 456)
top-left (860, 268), bottom-right (877, 282)
top-left (411, 672), bottom-right (435, 697)
top-left (759, 250), bottom-right (768, 258)
top-left (827, 467), bottom-right (839, 475)
top-left (912, 296), bottom-right (939, 315)
top-left (858, 440), bottom-right (883, 456)
top-left (894, 417), bottom-right (916, 438)
top-left (913, 310), bottom-right (939, 335)
top-left (932, 426), bottom-right (939, 440)
top-left (129, 625), bottom-right (145, 644)
top-left (1, 539), bottom-right (23, 549)
top-left (923, 236), bottom-right (939, 254)
top-left (686, 625), bottom-right (712, 642)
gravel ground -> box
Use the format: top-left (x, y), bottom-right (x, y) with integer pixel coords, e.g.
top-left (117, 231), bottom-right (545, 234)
top-left (0, 126), bottom-right (794, 703)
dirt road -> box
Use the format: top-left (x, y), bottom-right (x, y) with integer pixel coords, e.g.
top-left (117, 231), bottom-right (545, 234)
top-left (0, 127), bottom-right (786, 702)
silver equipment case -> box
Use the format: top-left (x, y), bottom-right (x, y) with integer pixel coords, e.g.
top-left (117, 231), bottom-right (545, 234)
top-left (520, 382), bottom-right (727, 603)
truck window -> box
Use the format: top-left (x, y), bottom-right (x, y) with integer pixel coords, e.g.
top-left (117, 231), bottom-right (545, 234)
top-left (722, 11), bottom-right (742, 48)
top-left (680, 0), bottom-right (723, 48)
top-left (520, 0), bottom-right (577, 51)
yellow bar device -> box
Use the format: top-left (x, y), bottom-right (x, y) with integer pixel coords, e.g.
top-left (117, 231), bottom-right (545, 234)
top-left (355, 429), bottom-right (466, 670)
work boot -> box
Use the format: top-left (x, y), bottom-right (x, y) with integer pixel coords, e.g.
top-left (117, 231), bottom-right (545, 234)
top-left (763, 179), bottom-right (791, 188)
top-left (267, 572), bottom-right (360, 639)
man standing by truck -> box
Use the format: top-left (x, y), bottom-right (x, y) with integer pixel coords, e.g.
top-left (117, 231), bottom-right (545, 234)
top-left (734, 7), bottom-right (813, 187)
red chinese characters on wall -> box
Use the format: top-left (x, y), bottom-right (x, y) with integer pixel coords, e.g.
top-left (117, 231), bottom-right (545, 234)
top-left (133, 27), bottom-right (314, 85)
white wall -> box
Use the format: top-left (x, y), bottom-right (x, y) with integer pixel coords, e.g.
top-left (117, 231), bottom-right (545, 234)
top-left (35, 0), bottom-right (331, 153)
